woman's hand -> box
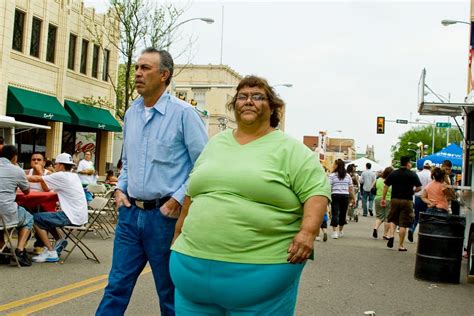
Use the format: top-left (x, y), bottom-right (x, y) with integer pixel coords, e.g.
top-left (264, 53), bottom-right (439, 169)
top-left (287, 230), bottom-right (316, 264)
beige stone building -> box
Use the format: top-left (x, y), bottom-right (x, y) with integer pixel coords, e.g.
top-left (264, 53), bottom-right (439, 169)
top-left (303, 134), bottom-right (357, 169)
top-left (173, 64), bottom-right (241, 138)
top-left (0, 0), bottom-right (120, 174)
top-left (173, 64), bottom-right (287, 138)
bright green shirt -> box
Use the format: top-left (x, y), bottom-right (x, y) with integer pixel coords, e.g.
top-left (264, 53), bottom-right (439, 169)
top-left (171, 129), bottom-right (331, 264)
top-left (375, 177), bottom-right (391, 200)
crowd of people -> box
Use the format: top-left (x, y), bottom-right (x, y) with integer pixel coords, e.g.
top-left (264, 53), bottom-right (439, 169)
top-left (0, 145), bottom-right (121, 266)
top-left (0, 47), bottom-right (464, 316)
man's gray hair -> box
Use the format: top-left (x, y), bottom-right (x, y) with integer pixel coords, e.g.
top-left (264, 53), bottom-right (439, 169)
top-left (141, 47), bottom-right (174, 86)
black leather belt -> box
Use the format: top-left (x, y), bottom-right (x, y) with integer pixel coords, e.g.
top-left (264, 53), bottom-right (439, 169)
top-left (129, 197), bottom-right (171, 210)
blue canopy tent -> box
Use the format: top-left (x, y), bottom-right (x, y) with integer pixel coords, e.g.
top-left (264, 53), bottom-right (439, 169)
top-left (416, 143), bottom-right (462, 173)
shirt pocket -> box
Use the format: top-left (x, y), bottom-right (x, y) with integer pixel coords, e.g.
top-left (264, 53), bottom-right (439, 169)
top-left (150, 141), bottom-right (178, 164)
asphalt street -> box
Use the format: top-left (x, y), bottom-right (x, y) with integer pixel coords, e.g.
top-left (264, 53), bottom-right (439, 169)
top-left (1, 208), bottom-right (473, 315)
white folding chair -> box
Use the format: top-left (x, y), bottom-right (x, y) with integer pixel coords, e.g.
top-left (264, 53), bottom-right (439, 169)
top-left (0, 215), bottom-right (21, 268)
top-left (59, 197), bottom-right (109, 263)
top-left (96, 175), bottom-right (106, 184)
top-left (86, 184), bottom-right (107, 197)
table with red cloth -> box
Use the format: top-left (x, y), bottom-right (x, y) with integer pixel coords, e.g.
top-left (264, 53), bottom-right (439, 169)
top-left (16, 191), bottom-right (59, 212)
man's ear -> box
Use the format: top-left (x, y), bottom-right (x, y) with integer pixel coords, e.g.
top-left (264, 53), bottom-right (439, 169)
top-left (161, 69), bottom-right (170, 83)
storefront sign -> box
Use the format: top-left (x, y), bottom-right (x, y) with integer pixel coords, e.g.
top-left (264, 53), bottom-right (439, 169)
top-left (43, 113), bottom-right (54, 119)
top-left (98, 124), bottom-right (106, 129)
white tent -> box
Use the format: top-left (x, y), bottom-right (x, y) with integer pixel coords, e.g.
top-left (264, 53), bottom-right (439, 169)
top-left (346, 157), bottom-right (385, 172)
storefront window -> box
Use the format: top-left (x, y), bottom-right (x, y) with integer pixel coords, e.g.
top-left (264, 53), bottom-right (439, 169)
top-left (16, 128), bottom-right (47, 169)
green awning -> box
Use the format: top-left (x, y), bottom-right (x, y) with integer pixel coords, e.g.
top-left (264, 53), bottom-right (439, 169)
top-left (64, 100), bottom-right (122, 132)
top-left (7, 86), bottom-right (72, 123)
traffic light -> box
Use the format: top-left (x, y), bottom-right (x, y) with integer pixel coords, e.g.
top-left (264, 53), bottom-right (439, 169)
top-left (376, 116), bottom-right (385, 134)
top-left (190, 99), bottom-right (197, 106)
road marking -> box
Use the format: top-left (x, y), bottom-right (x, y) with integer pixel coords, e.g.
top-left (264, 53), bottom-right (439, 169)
top-left (1, 267), bottom-right (152, 314)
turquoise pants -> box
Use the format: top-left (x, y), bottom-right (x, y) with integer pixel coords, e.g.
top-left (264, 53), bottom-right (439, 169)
top-left (170, 251), bottom-right (305, 316)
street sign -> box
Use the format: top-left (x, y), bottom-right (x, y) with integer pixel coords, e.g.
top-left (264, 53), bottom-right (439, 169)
top-left (435, 122), bottom-right (451, 128)
top-left (396, 119), bottom-right (408, 124)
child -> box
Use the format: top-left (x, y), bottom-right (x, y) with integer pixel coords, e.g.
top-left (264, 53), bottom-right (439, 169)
top-left (316, 208), bottom-right (329, 242)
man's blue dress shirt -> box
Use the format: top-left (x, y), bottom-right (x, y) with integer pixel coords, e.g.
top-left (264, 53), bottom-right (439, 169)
top-left (117, 91), bottom-right (208, 204)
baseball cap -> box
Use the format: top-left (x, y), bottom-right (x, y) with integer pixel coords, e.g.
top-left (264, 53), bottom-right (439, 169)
top-left (55, 153), bottom-right (75, 165)
top-left (423, 160), bottom-right (433, 167)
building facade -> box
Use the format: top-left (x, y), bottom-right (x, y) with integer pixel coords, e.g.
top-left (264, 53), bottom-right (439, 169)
top-left (0, 0), bottom-right (120, 174)
top-left (173, 64), bottom-right (242, 138)
top-left (303, 134), bottom-right (357, 169)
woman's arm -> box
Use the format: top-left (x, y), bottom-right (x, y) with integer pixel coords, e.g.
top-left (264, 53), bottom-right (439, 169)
top-left (287, 195), bottom-right (328, 264)
top-left (172, 195), bottom-right (191, 245)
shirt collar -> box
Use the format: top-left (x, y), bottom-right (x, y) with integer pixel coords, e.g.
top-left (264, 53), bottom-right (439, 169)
top-left (0, 157), bottom-right (11, 165)
top-left (138, 91), bottom-right (170, 115)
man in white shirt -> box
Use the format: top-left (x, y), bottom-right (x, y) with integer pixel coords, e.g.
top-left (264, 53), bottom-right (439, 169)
top-left (360, 163), bottom-right (376, 216)
top-left (77, 151), bottom-right (96, 186)
top-left (27, 153), bottom-right (88, 263)
top-left (409, 160), bottom-right (432, 242)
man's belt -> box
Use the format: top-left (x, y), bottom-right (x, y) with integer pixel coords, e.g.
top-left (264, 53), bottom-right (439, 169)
top-left (129, 196), bottom-right (171, 210)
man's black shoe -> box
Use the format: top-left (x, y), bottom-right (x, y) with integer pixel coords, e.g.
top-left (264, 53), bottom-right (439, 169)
top-left (372, 229), bottom-right (378, 239)
top-left (14, 249), bottom-right (32, 267)
top-left (369, 209), bottom-right (374, 216)
top-left (408, 230), bottom-right (414, 242)
top-left (387, 237), bottom-right (394, 248)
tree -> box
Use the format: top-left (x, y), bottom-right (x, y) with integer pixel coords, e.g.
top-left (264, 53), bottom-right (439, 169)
top-left (85, 0), bottom-right (194, 120)
top-left (391, 125), bottom-right (463, 164)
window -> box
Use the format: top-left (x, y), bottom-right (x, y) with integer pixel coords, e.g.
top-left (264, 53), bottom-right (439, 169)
top-left (68, 34), bottom-right (77, 70)
top-left (46, 24), bottom-right (57, 63)
top-left (80, 39), bottom-right (89, 74)
top-left (102, 49), bottom-right (110, 81)
top-left (92, 45), bottom-right (99, 78)
top-left (12, 9), bottom-right (25, 52)
top-left (29, 17), bottom-right (42, 57)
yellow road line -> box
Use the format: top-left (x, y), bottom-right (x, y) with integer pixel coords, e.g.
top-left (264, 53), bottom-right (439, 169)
top-left (1, 267), bottom-right (152, 314)
top-left (0, 274), bottom-right (108, 312)
top-left (7, 282), bottom-right (108, 316)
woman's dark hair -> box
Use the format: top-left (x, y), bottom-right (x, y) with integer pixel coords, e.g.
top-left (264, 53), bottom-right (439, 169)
top-left (117, 159), bottom-right (123, 170)
top-left (347, 164), bottom-right (355, 174)
top-left (333, 159), bottom-right (347, 180)
top-left (226, 75), bottom-right (285, 128)
top-left (431, 167), bottom-right (445, 182)
top-left (381, 166), bottom-right (394, 179)
top-left (45, 160), bottom-right (53, 168)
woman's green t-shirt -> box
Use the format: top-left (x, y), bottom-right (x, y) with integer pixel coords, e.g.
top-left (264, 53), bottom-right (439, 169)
top-left (171, 130), bottom-right (331, 264)
top-left (375, 177), bottom-right (391, 200)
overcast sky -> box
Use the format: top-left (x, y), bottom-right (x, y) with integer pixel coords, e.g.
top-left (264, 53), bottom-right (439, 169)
top-left (85, 0), bottom-right (471, 166)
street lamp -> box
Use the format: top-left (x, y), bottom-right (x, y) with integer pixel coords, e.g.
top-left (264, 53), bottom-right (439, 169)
top-left (415, 118), bottom-right (435, 154)
top-left (166, 17), bottom-right (215, 49)
top-left (273, 83), bottom-right (293, 88)
top-left (441, 19), bottom-right (470, 26)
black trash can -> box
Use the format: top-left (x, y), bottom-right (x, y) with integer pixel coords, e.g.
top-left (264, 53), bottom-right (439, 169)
top-left (414, 212), bottom-right (466, 284)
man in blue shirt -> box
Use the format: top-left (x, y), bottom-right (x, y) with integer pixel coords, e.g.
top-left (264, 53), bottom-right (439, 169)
top-left (96, 48), bottom-right (208, 316)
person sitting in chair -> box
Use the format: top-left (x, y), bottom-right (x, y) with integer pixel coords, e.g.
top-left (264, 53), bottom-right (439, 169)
top-left (0, 145), bottom-right (33, 266)
top-left (27, 153), bottom-right (88, 263)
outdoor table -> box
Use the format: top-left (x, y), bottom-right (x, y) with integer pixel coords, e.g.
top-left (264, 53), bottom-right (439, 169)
top-left (16, 191), bottom-right (59, 213)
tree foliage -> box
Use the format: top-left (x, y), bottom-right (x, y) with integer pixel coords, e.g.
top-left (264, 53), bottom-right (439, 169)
top-left (391, 125), bottom-right (463, 164)
top-left (85, 0), bottom-right (194, 120)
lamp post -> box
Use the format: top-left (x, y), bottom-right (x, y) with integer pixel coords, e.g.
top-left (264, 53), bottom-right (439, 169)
top-left (166, 17), bottom-right (215, 49)
top-left (415, 118), bottom-right (435, 154)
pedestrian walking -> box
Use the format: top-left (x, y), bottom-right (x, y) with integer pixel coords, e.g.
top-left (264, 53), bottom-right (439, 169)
top-left (328, 159), bottom-right (354, 238)
top-left (381, 156), bottom-right (421, 252)
top-left (171, 75), bottom-right (331, 316)
top-left (360, 163), bottom-right (376, 216)
top-left (96, 48), bottom-right (208, 316)
top-left (408, 160), bottom-right (432, 242)
top-left (372, 166), bottom-right (393, 239)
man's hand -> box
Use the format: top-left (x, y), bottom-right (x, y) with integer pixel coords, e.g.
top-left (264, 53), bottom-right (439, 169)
top-left (287, 230), bottom-right (315, 264)
top-left (160, 197), bottom-right (181, 219)
top-left (115, 189), bottom-right (131, 208)
top-left (32, 164), bottom-right (44, 175)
